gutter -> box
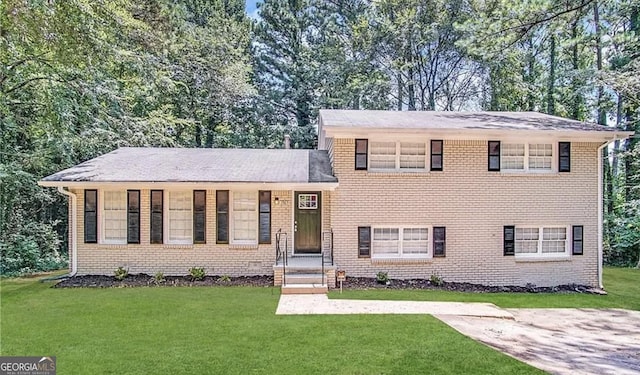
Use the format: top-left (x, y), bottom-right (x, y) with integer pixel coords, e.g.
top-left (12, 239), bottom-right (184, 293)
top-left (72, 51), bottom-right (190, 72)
top-left (56, 186), bottom-right (78, 278)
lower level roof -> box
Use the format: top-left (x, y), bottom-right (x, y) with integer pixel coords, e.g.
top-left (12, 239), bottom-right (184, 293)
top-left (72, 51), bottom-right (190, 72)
top-left (40, 147), bottom-right (338, 185)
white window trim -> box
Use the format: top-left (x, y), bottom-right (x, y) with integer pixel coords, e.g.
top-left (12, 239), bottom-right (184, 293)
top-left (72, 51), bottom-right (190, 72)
top-left (368, 141), bottom-right (428, 172)
top-left (230, 190), bottom-right (259, 245)
top-left (371, 226), bottom-right (432, 259)
top-left (514, 225), bottom-right (570, 259)
top-left (165, 190), bottom-right (193, 245)
top-left (501, 142), bottom-right (557, 173)
top-left (100, 190), bottom-right (127, 245)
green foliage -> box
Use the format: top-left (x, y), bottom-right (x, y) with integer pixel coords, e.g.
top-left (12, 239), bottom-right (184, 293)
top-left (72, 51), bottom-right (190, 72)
top-left (429, 272), bottom-right (444, 287)
top-left (188, 267), bottom-right (206, 281)
top-left (218, 274), bottom-right (232, 283)
top-left (154, 272), bottom-right (166, 284)
top-left (375, 271), bottom-right (389, 284)
top-left (114, 267), bottom-right (129, 281)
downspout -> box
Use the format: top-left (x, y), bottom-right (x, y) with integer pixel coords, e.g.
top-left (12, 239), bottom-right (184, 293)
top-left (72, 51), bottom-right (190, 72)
top-left (57, 186), bottom-right (78, 277)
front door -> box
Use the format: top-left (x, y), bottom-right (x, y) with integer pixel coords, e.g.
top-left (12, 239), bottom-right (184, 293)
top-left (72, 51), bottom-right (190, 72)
top-left (294, 192), bottom-right (322, 254)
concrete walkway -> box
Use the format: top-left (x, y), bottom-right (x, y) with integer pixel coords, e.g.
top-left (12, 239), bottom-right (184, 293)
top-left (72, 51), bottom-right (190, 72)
top-left (276, 294), bottom-right (513, 318)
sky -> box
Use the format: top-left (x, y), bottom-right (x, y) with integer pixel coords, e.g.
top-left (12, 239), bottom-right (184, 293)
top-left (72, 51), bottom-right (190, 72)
top-left (245, 0), bottom-right (260, 19)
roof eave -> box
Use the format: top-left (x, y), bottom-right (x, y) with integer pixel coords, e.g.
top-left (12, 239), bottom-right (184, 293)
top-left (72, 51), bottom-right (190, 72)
top-left (38, 180), bottom-right (340, 191)
top-left (322, 126), bottom-right (634, 142)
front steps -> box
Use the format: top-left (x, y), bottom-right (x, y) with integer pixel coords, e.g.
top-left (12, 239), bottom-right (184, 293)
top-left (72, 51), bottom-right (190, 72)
top-left (274, 258), bottom-right (336, 294)
top-left (281, 283), bottom-right (328, 294)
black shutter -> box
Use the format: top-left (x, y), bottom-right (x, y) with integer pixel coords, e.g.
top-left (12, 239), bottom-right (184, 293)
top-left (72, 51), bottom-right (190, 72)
top-left (358, 226), bottom-right (371, 257)
top-left (193, 190), bottom-right (206, 244)
top-left (84, 190), bottom-right (98, 243)
top-left (488, 141), bottom-right (501, 171)
top-left (559, 142), bottom-right (571, 172)
top-left (355, 139), bottom-right (368, 170)
top-left (259, 191), bottom-right (271, 244)
top-left (430, 140), bottom-right (443, 171)
top-left (127, 190), bottom-right (140, 244)
top-left (216, 190), bottom-right (229, 244)
top-left (433, 227), bottom-right (446, 257)
top-left (504, 226), bottom-right (515, 256)
top-left (150, 190), bottom-right (163, 244)
top-left (572, 225), bottom-right (583, 255)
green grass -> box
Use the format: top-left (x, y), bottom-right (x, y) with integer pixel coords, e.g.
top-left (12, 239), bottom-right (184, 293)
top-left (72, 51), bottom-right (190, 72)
top-left (330, 267), bottom-right (640, 310)
top-left (0, 277), bottom-right (543, 374)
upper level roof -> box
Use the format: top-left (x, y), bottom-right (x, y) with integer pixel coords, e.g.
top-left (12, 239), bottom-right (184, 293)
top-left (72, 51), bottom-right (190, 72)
top-left (40, 147), bottom-right (338, 187)
top-left (318, 110), bottom-right (633, 144)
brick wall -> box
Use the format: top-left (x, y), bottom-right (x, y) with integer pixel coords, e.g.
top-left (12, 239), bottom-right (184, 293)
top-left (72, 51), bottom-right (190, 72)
top-left (328, 138), bottom-right (600, 287)
top-left (71, 189), bottom-right (296, 276)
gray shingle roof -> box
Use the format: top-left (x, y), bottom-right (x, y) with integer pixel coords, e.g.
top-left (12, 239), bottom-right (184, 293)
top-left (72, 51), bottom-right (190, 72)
top-left (41, 148), bottom-right (337, 184)
top-left (319, 110), bottom-right (624, 132)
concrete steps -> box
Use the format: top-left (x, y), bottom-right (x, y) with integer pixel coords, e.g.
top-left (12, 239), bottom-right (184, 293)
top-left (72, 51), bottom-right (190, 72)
top-left (281, 283), bottom-right (328, 294)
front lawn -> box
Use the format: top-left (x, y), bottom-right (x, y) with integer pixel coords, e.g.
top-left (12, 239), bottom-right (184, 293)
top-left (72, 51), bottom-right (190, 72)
top-left (330, 267), bottom-right (640, 310)
top-left (0, 277), bottom-right (541, 374)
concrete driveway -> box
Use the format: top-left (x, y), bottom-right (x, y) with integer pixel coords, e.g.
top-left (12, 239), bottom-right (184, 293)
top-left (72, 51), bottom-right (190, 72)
top-left (436, 309), bottom-right (640, 375)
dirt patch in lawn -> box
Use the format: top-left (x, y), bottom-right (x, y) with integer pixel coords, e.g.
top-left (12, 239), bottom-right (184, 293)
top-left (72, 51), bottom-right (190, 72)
top-left (342, 277), bottom-right (600, 294)
top-left (54, 274), bottom-right (274, 288)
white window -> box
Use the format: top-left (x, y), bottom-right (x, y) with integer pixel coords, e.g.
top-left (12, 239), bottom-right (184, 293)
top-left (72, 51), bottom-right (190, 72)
top-left (372, 227), bottom-right (429, 258)
top-left (369, 142), bottom-right (426, 171)
top-left (102, 191), bottom-right (127, 244)
top-left (298, 194), bottom-right (318, 209)
top-left (168, 191), bottom-right (192, 244)
top-left (232, 191), bottom-right (258, 244)
top-left (502, 143), bottom-right (553, 172)
top-left (515, 227), bottom-right (568, 257)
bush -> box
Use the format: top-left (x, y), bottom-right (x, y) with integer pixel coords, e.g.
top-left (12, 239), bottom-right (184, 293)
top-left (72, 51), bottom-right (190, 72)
top-left (375, 271), bottom-right (389, 285)
top-left (0, 221), bottom-right (66, 276)
top-left (189, 267), bottom-right (206, 281)
top-left (114, 267), bottom-right (128, 281)
top-left (218, 274), bottom-right (231, 283)
top-left (154, 271), bottom-right (166, 284)
top-left (429, 272), bottom-right (444, 286)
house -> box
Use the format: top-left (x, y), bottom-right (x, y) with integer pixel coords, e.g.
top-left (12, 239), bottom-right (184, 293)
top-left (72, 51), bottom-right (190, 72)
top-left (39, 110), bottom-right (633, 291)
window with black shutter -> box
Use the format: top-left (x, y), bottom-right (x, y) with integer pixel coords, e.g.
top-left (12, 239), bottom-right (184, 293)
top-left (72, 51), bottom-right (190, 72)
top-left (559, 142), bottom-right (571, 172)
top-left (84, 190), bottom-right (98, 243)
top-left (358, 226), bottom-right (371, 257)
top-left (127, 190), bottom-right (140, 244)
top-left (258, 191), bottom-right (271, 244)
top-left (433, 227), bottom-right (446, 257)
top-left (488, 141), bottom-right (501, 171)
top-left (193, 190), bottom-right (206, 244)
top-left (216, 190), bottom-right (229, 244)
top-left (503, 225), bottom-right (515, 255)
top-left (431, 140), bottom-right (443, 171)
top-left (150, 190), bottom-right (163, 244)
top-left (355, 139), bottom-right (368, 170)
top-left (572, 225), bottom-right (583, 255)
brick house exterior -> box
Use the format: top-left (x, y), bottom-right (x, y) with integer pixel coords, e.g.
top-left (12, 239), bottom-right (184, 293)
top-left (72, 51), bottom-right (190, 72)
top-left (40, 110), bottom-right (633, 288)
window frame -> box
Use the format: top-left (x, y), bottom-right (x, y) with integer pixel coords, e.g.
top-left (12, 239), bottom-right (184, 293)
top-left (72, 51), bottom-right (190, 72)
top-left (559, 142), bottom-right (571, 172)
top-left (165, 190), bottom-right (193, 245)
top-left (84, 189), bottom-right (98, 244)
top-left (230, 190), bottom-right (259, 245)
top-left (367, 140), bottom-right (428, 172)
top-left (513, 225), bottom-right (570, 259)
top-left (193, 190), bottom-right (206, 244)
top-left (100, 190), bottom-right (128, 245)
top-left (500, 142), bottom-right (556, 173)
top-left (370, 226), bottom-right (431, 259)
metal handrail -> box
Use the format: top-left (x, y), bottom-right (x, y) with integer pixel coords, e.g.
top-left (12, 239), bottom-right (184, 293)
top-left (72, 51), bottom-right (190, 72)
top-left (322, 229), bottom-right (334, 266)
top-left (276, 229), bottom-right (288, 286)
top-left (321, 250), bottom-right (325, 286)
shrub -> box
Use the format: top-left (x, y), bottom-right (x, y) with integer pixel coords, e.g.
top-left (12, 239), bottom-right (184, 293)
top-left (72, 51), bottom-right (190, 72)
top-left (218, 274), bottom-right (231, 283)
top-left (189, 267), bottom-right (206, 281)
top-left (376, 271), bottom-right (389, 285)
top-left (154, 271), bottom-right (165, 284)
top-left (429, 272), bottom-right (444, 286)
top-left (114, 267), bottom-right (128, 281)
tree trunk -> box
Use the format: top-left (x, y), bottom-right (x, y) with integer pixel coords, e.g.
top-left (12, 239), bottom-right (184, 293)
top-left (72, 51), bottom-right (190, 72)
top-left (546, 34), bottom-right (556, 115)
top-left (526, 36), bottom-right (535, 111)
top-left (594, 1), bottom-right (606, 126)
top-left (571, 18), bottom-right (582, 120)
top-left (397, 72), bottom-right (403, 111)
